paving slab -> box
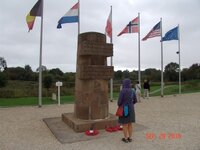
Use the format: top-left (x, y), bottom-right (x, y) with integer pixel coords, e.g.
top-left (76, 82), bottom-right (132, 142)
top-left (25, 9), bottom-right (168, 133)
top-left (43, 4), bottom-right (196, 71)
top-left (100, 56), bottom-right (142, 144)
top-left (43, 117), bottom-right (148, 144)
top-left (1, 93), bottom-right (200, 150)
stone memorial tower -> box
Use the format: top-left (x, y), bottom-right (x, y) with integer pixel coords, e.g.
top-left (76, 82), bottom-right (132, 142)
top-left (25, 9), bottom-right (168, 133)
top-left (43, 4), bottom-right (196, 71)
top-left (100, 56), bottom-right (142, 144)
top-left (62, 32), bottom-right (117, 132)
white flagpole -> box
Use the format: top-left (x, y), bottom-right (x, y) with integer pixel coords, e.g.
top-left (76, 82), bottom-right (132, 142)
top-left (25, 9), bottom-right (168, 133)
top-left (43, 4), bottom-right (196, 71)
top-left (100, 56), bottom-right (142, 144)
top-left (38, 0), bottom-right (44, 107)
top-left (110, 6), bottom-right (113, 102)
top-left (138, 13), bottom-right (141, 85)
top-left (160, 18), bottom-right (164, 97)
top-left (78, 0), bottom-right (80, 34)
top-left (178, 24), bottom-right (181, 94)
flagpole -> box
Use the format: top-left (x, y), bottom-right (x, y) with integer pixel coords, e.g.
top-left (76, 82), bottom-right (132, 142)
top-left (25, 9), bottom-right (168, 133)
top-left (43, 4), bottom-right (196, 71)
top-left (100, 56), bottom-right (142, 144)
top-left (178, 24), bottom-right (181, 94)
top-left (38, 0), bottom-right (44, 107)
top-left (110, 6), bottom-right (113, 102)
top-left (138, 13), bottom-right (141, 85)
top-left (160, 18), bottom-right (164, 97)
top-left (78, 0), bottom-right (80, 34)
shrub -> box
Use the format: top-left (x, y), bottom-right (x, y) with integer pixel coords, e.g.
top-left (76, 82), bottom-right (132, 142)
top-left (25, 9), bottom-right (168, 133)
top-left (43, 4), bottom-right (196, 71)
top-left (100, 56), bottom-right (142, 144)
top-left (0, 72), bottom-right (7, 88)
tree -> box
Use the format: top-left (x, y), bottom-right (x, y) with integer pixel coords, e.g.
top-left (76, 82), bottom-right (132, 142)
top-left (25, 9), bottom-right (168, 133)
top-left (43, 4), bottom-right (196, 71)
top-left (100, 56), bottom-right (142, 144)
top-left (43, 74), bottom-right (53, 97)
top-left (114, 70), bottom-right (123, 81)
top-left (188, 63), bottom-right (200, 79)
top-left (49, 68), bottom-right (63, 76)
top-left (181, 68), bottom-right (189, 81)
top-left (5, 67), bottom-right (25, 80)
top-left (164, 62), bottom-right (179, 81)
top-left (49, 68), bottom-right (64, 80)
top-left (24, 65), bottom-right (33, 81)
top-left (0, 57), bottom-right (7, 71)
top-left (0, 72), bottom-right (7, 87)
top-left (123, 70), bottom-right (130, 79)
top-left (63, 72), bottom-right (75, 82)
top-left (36, 65), bottom-right (47, 72)
top-left (129, 71), bottom-right (137, 82)
top-left (43, 74), bottom-right (53, 91)
top-left (142, 68), bottom-right (161, 82)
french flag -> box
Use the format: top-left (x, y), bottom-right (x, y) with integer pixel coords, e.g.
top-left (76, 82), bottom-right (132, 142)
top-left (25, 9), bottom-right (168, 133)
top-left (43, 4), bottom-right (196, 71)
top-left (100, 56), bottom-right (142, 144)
top-left (57, 2), bottom-right (79, 29)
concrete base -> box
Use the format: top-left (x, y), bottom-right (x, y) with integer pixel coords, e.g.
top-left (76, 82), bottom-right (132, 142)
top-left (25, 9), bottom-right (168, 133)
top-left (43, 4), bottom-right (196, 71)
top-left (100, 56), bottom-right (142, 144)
top-left (43, 117), bottom-right (148, 143)
top-left (62, 113), bottom-right (118, 132)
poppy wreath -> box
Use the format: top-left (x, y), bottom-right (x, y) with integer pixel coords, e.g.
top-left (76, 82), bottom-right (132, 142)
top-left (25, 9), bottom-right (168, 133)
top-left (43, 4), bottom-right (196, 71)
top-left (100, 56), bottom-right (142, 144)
top-left (105, 126), bottom-right (118, 132)
top-left (85, 130), bottom-right (99, 136)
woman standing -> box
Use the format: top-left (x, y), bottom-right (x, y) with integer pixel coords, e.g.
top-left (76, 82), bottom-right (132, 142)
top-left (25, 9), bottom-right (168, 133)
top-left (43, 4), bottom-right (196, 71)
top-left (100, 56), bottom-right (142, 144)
top-left (118, 79), bottom-right (137, 143)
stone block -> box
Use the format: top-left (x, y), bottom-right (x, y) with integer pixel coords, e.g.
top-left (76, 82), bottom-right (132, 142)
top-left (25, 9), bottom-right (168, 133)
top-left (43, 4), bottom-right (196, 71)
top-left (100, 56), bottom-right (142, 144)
top-left (62, 113), bottom-right (118, 133)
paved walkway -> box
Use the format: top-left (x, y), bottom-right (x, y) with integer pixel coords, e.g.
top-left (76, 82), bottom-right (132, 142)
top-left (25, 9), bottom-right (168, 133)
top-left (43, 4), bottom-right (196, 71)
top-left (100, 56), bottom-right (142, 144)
top-left (0, 93), bottom-right (200, 150)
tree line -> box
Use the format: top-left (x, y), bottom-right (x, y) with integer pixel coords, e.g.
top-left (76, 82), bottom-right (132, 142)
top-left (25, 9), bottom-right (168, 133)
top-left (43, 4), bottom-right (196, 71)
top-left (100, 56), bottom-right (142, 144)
top-left (0, 62), bottom-right (200, 88)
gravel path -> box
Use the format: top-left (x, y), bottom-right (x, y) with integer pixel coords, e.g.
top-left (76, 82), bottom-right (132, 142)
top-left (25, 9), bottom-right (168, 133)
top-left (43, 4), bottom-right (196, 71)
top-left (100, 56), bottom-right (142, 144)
top-left (0, 93), bottom-right (200, 150)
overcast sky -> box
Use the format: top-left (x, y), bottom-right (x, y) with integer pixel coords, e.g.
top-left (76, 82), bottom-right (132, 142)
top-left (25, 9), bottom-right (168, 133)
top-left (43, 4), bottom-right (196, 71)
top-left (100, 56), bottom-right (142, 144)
top-left (1, 0), bottom-right (200, 72)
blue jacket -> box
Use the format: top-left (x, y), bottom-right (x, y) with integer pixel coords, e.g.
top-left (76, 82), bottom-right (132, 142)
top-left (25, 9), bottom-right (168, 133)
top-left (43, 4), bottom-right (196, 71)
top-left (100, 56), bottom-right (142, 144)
top-left (118, 79), bottom-right (137, 110)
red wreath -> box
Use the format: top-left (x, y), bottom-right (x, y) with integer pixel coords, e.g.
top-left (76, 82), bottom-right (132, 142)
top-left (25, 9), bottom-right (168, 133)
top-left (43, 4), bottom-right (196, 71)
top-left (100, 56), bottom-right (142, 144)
top-left (105, 126), bottom-right (119, 132)
top-left (117, 125), bottom-right (123, 131)
top-left (85, 130), bottom-right (99, 136)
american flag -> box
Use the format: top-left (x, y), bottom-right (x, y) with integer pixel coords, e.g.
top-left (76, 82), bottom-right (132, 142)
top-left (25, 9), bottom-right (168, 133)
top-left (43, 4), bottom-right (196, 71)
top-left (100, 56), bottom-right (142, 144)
top-left (118, 17), bottom-right (139, 36)
top-left (142, 21), bottom-right (161, 41)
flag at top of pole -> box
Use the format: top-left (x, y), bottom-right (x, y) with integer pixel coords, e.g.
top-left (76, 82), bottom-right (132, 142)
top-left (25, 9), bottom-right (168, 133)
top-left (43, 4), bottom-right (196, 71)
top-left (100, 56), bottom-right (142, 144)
top-left (162, 26), bottom-right (179, 41)
top-left (57, 2), bottom-right (79, 29)
top-left (142, 21), bottom-right (161, 41)
top-left (26, 0), bottom-right (44, 107)
top-left (105, 7), bottom-right (112, 39)
top-left (26, 0), bottom-right (42, 31)
top-left (118, 17), bottom-right (139, 36)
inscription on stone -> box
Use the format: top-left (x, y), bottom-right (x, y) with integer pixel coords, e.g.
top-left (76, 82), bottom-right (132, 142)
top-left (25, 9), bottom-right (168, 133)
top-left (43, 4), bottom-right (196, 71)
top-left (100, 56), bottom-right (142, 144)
top-left (79, 42), bottom-right (113, 56)
top-left (79, 65), bottom-right (113, 80)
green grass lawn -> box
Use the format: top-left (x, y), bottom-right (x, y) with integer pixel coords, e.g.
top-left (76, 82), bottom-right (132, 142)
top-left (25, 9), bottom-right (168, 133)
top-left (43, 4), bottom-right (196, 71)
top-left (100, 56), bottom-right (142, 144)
top-left (0, 96), bottom-right (74, 107)
top-left (1, 80), bottom-right (200, 107)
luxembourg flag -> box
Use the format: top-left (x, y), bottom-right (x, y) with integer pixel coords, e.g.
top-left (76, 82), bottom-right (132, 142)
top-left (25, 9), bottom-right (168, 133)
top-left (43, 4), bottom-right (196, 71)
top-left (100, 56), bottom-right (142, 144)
top-left (57, 2), bottom-right (79, 29)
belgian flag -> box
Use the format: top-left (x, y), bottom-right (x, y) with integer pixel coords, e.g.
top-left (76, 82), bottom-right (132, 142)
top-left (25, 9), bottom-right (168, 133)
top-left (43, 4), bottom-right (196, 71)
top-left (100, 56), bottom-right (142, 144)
top-left (26, 0), bottom-right (42, 31)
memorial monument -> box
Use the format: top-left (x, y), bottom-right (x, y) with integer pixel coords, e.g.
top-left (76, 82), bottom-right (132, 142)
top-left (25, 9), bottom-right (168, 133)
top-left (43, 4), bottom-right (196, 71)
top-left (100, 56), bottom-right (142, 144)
top-left (62, 32), bottom-right (117, 132)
